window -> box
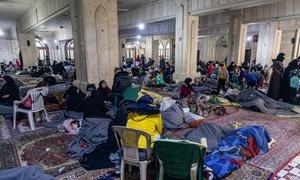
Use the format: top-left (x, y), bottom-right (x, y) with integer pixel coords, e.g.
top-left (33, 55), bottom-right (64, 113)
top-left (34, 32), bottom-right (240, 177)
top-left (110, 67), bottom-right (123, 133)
top-left (158, 42), bottom-right (164, 58)
top-left (126, 43), bottom-right (136, 59)
top-left (35, 38), bottom-right (49, 61)
top-left (65, 40), bottom-right (74, 60)
top-left (165, 42), bottom-right (170, 60)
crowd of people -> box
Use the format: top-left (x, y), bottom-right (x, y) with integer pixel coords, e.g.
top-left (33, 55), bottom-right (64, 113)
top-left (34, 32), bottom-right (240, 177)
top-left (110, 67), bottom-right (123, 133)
top-left (0, 52), bottom-right (300, 179)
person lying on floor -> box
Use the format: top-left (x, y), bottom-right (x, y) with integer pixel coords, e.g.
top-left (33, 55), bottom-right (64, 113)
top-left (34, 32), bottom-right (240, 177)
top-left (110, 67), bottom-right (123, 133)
top-left (84, 84), bottom-right (108, 118)
top-left (126, 95), bottom-right (163, 149)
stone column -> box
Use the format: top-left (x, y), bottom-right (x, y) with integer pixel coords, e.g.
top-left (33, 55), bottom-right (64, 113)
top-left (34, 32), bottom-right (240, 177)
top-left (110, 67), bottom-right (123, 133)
top-left (293, 28), bottom-right (300, 59)
top-left (256, 21), bottom-right (280, 67)
top-left (227, 10), bottom-right (247, 65)
top-left (18, 33), bottom-right (38, 68)
top-left (144, 36), bottom-right (153, 62)
top-left (71, 0), bottom-right (119, 86)
top-left (174, 0), bottom-right (199, 81)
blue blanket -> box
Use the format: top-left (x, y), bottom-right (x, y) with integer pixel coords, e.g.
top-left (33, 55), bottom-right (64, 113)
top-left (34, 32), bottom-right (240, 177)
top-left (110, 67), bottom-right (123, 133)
top-left (204, 126), bottom-right (271, 179)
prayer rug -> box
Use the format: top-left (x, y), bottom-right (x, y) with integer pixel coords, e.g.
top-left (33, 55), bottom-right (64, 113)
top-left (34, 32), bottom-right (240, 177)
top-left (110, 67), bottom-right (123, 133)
top-left (207, 110), bottom-right (300, 172)
top-left (0, 118), bottom-right (12, 140)
top-left (56, 167), bottom-right (116, 180)
top-left (271, 151), bottom-right (300, 180)
top-left (225, 163), bottom-right (272, 180)
top-left (0, 141), bottom-right (20, 170)
top-left (14, 132), bottom-right (79, 176)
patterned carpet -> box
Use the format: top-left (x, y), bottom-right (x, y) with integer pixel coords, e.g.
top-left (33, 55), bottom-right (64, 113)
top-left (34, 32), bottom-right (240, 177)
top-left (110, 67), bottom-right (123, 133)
top-left (0, 141), bottom-right (20, 170)
top-left (206, 110), bottom-right (300, 173)
top-left (56, 167), bottom-right (116, 180)
top-left (225, 164), bottom-right (272, 180)
top-left (271, 151), bottom-right (300, 179)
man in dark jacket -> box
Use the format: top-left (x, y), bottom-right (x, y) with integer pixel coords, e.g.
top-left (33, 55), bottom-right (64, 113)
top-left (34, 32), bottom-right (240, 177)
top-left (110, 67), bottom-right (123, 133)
top-left (111, 68), bottom-right (132, 94)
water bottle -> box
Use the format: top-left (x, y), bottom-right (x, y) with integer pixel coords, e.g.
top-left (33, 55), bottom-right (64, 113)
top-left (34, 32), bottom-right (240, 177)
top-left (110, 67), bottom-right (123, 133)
top-left (114, 153), bottom-right (121, 175)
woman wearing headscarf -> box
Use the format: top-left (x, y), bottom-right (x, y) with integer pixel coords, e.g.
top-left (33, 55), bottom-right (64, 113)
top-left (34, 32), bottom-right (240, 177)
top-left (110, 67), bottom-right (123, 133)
top-left (267, 53), bottom-right (285, 100)
top-left (65, 85), bottom-right (86, 113)
top-left (0, 76), bottom-right (20, 106)
top-left (281, 57), bottom-right (300, 102)
top-left (97, 80), bottom-right (112, 101)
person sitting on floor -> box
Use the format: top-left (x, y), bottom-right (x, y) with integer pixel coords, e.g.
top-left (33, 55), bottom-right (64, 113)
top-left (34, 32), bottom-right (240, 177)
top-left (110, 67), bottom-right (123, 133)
top-left (156, 70), bottom-right (165, 87)
top-left (180, 78), bottom-right (194, 97)
top-left (97, 80), bottom-right (112, 101)
top-left (84, 84), bottom-right (108, 118)
top-left (0, 76), bottom-right (20, 118)
top-left (65, 85), bottom-right (86, 113)
top-left (0, 76), bottom-right (20, 106)
top-left (126, 95), bottom-right (162, 149)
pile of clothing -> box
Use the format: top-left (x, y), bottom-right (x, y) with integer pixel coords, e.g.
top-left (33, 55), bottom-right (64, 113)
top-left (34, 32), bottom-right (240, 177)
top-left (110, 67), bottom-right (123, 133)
top-left (204, 126), bottom-right (272, 179)
top-left (160, 97), bottom-right (202, 130)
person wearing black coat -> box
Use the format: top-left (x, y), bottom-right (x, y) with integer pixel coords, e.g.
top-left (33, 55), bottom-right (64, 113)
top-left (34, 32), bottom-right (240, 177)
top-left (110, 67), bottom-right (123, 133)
top-left (111, 68), bottom-right (132, 94)
top-left (84, 84), bottom-right (108, 118)
top-left (281, 58), bottom-right (300, 102)
top-left (0, 76), bottom-right (20, 106)
top-left (65, 86), bottom-right (86, 112)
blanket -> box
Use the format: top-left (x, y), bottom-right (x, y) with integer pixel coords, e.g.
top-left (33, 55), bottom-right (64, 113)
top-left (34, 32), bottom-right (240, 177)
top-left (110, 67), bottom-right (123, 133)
top-left (185, 122), bottom-right (232, 153)
top-left (204, 126), bottom-right (271, 179)
top-left (234, 89), bottom-right (299, 115)
top-left (68, 118), bottom-right (111, 159)
top-left (161, 103), bottom-right (185, 130)
top-left (0, 166), bottom-right (56, 180)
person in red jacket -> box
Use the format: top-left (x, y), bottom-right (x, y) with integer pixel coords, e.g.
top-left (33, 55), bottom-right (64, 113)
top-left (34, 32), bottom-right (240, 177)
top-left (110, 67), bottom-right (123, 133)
top-left (180, 78), bottom-right (194, 97)
top-left (207, 63), bottom-right (214, 75)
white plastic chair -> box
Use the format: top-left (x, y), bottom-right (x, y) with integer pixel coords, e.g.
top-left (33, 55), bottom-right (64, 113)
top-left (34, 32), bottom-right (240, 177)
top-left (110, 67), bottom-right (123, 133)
top-left (112, 126), bottom-right (152, 180)
top-left (13, 87), bottom-right (49, 131)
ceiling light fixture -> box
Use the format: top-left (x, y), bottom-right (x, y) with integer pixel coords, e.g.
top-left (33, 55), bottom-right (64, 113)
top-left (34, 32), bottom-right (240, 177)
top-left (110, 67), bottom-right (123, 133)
top-left (247, 36), bottom-right (252, 41)
top-left (54, 40), bottom-right (58, 43)
top-left (137, 35), bottom-right (141, 39)
top-left (0, 30), bottom-right (4, 36)
top-left (138, 23), bottom-right (145, 30)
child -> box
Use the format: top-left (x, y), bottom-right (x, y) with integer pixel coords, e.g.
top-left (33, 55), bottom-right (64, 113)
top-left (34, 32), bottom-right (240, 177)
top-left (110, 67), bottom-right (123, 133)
top-left (289, 71), bottom-right (299, 104)
top-left (217, 63), bottom-right (228, 94)
top-left (180, 78), bottom-right (194, 97)
top-left (63, 119), bottom-right (81, 135)
top-left (156, 71), bottom-right (165, 87)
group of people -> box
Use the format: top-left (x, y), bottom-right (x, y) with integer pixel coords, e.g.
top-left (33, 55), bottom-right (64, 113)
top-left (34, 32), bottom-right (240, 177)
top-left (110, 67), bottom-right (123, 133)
top-left (122, 55), bottom-right (175, 87)
top-left (268, 53), bottom-right (300, 104)
top-left (1, 60), bottom-right (22, 74)
top-left (65, 67), bottom-right (132, 118)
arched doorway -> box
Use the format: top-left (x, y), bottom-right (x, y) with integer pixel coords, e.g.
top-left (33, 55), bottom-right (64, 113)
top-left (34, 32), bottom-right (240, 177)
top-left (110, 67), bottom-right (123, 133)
top-left (35, 38), bottom-right (49, 64)
top-left (158, 41), bottom-right (164, 58)
top-left (165, 42), bottom-right (170, 60)
top-left (65, 40), bottom-right (74, 60)
top-left (125, 43), bottom-right (136, 60)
